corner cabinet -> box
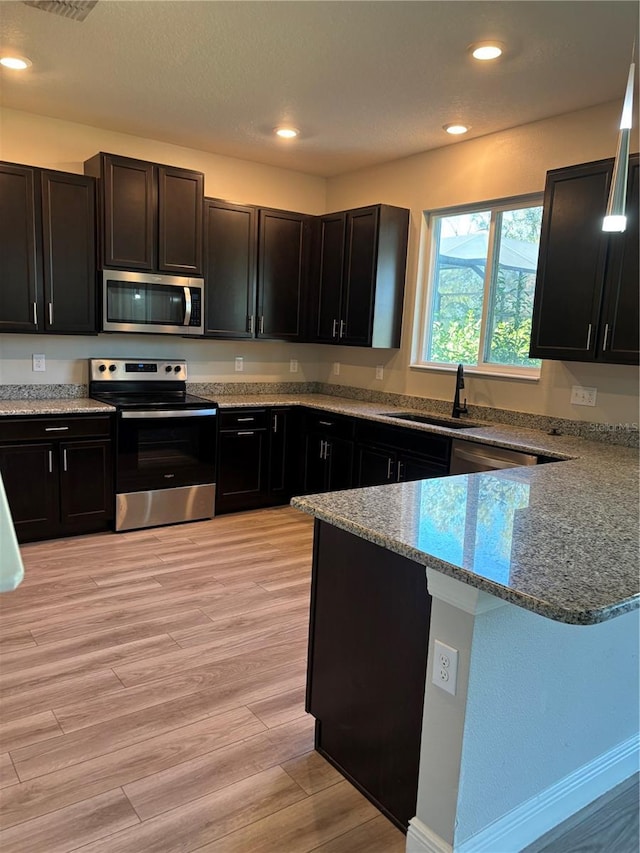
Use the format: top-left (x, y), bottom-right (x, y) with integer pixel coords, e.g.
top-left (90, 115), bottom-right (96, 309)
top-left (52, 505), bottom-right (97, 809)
top-left (0, 162), bottom-right (96, 335)
top-left (529, 154), bottom-right (639, 364)
top-left (309, 204), bottom-right (410, 348)
top-left (84, 152), bottom-right (204, 275)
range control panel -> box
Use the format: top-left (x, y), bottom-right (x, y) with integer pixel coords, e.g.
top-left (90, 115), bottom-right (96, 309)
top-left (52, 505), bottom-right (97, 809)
top-left (89, 358), bottom-right (187, 382)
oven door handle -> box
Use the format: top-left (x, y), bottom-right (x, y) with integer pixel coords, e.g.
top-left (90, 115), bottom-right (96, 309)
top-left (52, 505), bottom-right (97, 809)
top-left (120, 409), bottom-right (217, 419)
top-left (183, 287), bottom-right (192, 327)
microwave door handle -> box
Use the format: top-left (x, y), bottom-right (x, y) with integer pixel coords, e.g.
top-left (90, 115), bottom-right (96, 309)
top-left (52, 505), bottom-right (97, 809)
top-left (183, 287), bottom-right (192, 327)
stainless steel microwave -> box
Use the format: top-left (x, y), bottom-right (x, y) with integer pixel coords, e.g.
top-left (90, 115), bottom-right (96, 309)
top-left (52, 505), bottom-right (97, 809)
top-left (102, 270), bottom-right (204, 336)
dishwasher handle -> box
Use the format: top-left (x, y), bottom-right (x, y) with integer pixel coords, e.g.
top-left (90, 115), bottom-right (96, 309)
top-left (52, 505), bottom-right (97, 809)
top-left (450, 440), bottom-right (538, 474)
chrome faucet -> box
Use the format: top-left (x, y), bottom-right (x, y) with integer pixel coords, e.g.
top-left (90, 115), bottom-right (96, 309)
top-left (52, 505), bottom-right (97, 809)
top-left (452, 363), bottom-right (468, 418)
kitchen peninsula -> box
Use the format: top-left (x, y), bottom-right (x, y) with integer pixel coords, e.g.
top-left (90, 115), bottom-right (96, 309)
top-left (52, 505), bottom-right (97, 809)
top-left (291, 421), bottom-right (639, 852)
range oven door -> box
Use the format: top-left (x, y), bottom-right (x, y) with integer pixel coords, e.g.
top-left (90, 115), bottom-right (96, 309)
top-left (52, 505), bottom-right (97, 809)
top-left (116, 409), bottom-right (216, 494)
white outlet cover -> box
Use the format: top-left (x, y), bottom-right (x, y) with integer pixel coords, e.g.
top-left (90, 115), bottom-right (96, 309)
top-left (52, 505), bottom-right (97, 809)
top-left (32, 353), bottom-right (46, 372)
top-left (432, 639), bottom-right (459, 696)
top-left (375, 365), bottom-right (384, 380)
top-left (289, 359), bottom-right (298, 373)
top-left (333, 362), bottom-right (340, 376)
top-left (234, 357), bottom-right (244, 372)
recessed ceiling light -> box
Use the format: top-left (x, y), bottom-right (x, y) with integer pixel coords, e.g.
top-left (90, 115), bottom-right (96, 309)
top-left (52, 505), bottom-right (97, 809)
top-left (443, 123), bottom-right (470, 135)
top-left (469, 42), bottom-right (504, 61)
top-left (0, 55), bottom-right (32, 70)
top-left (274, 127), bottom-right (299, 139)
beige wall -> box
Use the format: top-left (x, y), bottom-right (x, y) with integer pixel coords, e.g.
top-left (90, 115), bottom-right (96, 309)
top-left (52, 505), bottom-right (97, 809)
top-left (1, 105), bottom-right (638, 423)
top-left (324, 101), bottom-right (640, 424)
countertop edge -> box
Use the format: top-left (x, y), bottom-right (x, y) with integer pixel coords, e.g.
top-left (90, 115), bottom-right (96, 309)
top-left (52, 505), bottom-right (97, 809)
top-left (290, 496), bottom-right (640, 626)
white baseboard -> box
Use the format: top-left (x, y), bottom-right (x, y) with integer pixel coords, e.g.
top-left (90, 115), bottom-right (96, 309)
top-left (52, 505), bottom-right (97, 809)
top-left (455, 733), bottom-right (639, 853)
top-left (406, 817), bottom-right (452, 853)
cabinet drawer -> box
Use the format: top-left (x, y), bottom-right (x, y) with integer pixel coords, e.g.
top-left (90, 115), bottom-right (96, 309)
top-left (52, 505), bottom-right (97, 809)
top-left (218, 408), bottom-right (269, 431)
top-left (304, 410), bottom-right (355, 440)
top-left (355, 420), bottom-right (450, 464)
top-left (0, 416), bottom-right (112, 443)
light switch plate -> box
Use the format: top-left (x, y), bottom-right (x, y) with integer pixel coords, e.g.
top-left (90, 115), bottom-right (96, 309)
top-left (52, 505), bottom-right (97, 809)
top-left (570, 385), bottom-right (597, 406)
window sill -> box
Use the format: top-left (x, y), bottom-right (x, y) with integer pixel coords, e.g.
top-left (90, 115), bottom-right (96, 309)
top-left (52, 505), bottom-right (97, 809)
top-left (409, 362), bottom-right (541, 382)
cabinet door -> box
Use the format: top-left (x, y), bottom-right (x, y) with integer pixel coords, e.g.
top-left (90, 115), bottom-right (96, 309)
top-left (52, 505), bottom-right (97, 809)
top-left (101, 154), bottom-right (155, 270)
top-left (204, 199), bottom-right (256, 338)
top-left (529, 160), bottom-right (611, 361)
top-left (314, 213), bottom-right (345, 342)
top-left (0, 162), bottom-right (42, 332)
top-left (599, 155), bottom-right (639, 365)
top-left (304, 433), bottom-right (329, 494)
top-left (158, 165), bottom-right (204, 275)
top-left (397, 452), bottom-right (447, 483)
top-left (0, 443), bottom-right (58, 542)
top-left (216, 429), bottom-right (269, 513)
top-left (257, 209), bottom-right (306, 341)
top-left (41, 171), bottom-right (96, 334)
top-left (59, 440), bottom-right (113, 533)
top-left (341, 206), bottom-right (379, 346)
top-left (268, 408), bottom-right (300, 504)
top-left (325, 437), bottom-right (354, 492)
top-left (356, 444), bottom-right (396, 487)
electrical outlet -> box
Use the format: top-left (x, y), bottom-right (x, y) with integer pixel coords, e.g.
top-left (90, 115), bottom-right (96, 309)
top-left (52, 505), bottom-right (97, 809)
top-left (570, 385), bottom-right (597, 406)
top-left (289, 359), bottom-right (298, 373)
top-left (32, 353), bottom-right (46, 372)
top-left (234, 357), bottom-right (244, 372)
top-left (375, 365), bottom-right (384, 381)
top-left (333, 362), bottom-right (340, 376)
top-left (432, 640), bottom-right (458, 696)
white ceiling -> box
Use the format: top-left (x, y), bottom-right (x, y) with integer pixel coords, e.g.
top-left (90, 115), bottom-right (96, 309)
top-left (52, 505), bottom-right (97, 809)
top-left (0, 0), bottom-right (637, 177)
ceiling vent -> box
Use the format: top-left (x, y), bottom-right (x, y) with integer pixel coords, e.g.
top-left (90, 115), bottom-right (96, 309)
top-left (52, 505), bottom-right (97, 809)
top-left (22, 1), bottom-right (98, 22)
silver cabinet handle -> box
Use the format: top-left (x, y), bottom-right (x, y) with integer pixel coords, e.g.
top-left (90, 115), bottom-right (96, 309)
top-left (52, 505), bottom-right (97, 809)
top-left (387, 457), bottom-right (393, 480)
top-left (319, 439), bottom-right (325, 460)
top-left (237, 431), bottom-right (255, 436)
top-left (259, 316), bottom-right (265, 334)
top-left (248, 315), bottom-right (255, 334)
top-left (603, 323), bottom-right (610, 351)
top-left (397, 461), bottom-right (404, 482)
top-left (273, 414), bottom-right (278, 434)
top-left (183, 286), bottom-right (192, 327)
top-left (48, 450), bottom-right (53, 474)
top-left (324, 441), bottom-right (330, 460)
top-left (33, 302), bottom-right (38, 326)
top-left (339, 319), bottom-right (346, 338)
top-left (318, 421), bottom-right (333, 427)
top-left (45, 426), bottom-right (69, 432)
top-left (332, 319), bottom-right (338, 338)
top-left (63, 449), bottom-right (68, 472)
top-left (586, 323), bottom-right (592, 350)
top-left (48, 302), bottom-right (53, 326)
top-left (236, 417), bottom-right (255, 422)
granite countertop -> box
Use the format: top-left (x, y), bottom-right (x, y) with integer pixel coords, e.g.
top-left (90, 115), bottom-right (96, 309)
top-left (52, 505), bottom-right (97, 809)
top-left (291, 439), bottom-right (639, 626)
top-left (1, 392), bottom-right (637, 625)
top-left (0, 399), bottom-right (116, 416)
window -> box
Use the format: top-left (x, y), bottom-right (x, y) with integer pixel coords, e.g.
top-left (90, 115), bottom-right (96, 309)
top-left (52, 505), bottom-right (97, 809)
top-left (416, 197), bottom-right (543, 376)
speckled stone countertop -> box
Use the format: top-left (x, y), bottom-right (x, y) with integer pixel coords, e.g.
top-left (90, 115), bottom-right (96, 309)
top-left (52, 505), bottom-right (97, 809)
top-left (0, 399), bottom-right (115, 416)
top-left (291, 436), bottom-right (639, 626)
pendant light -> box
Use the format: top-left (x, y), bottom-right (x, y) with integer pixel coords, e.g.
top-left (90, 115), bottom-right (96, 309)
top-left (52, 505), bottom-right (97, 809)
top-left (602, 47), bottom-right (636, 232)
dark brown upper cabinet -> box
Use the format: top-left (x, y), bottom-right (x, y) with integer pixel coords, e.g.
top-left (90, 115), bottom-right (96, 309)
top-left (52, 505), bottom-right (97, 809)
top-left (84, 153), bottom-right (204, 275)
top-left (203, 198), bottom-right (257, 338)
top-left (309, 204), bottom-right (410, 348)
top-left (257, 208), bottom-right (310, 341)
top-left (529, 154), bottom-right (639, 365)
top-left (0, 161), bottom-right (96, 335)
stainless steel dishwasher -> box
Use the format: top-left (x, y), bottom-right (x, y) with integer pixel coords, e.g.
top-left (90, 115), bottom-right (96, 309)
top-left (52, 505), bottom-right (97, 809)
top-left (449, 439), bottom-right (538, 473)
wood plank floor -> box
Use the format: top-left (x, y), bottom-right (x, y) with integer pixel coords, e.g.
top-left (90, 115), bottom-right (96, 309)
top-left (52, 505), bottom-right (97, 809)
top-left (0, 507), bottom-right (406, 853)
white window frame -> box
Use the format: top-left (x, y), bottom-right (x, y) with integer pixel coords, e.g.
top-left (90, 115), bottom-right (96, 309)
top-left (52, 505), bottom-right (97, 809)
top-left (411, 193), bottom-right (544, 380)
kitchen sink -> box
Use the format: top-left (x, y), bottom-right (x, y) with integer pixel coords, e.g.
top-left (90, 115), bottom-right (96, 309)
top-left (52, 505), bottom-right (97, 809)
top-left (382, 412), bottom-right (481, 429)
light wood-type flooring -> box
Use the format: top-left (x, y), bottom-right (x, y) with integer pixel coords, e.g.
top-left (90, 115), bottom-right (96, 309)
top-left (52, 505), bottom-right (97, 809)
top-left (0, 507), bottom-right (406, 853)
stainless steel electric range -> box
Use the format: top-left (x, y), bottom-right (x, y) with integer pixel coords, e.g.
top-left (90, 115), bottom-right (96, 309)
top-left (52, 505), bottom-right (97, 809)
top-left (89, 358), bottom-right (218, 532)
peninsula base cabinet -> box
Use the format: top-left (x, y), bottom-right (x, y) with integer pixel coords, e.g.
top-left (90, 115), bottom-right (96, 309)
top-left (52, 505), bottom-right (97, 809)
top-left (306, 520), bottom-right (432, 831)
top-left (0, 416), bottom-right (113, 543)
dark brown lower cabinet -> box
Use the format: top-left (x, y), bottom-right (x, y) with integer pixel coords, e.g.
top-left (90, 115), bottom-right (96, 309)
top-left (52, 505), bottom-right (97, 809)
top-left (306, 520), bottom-right (432, 831)
top-left (0, 417), bottom-right (113, 543)
top-left (215, 427), bottom-right (269, 513)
